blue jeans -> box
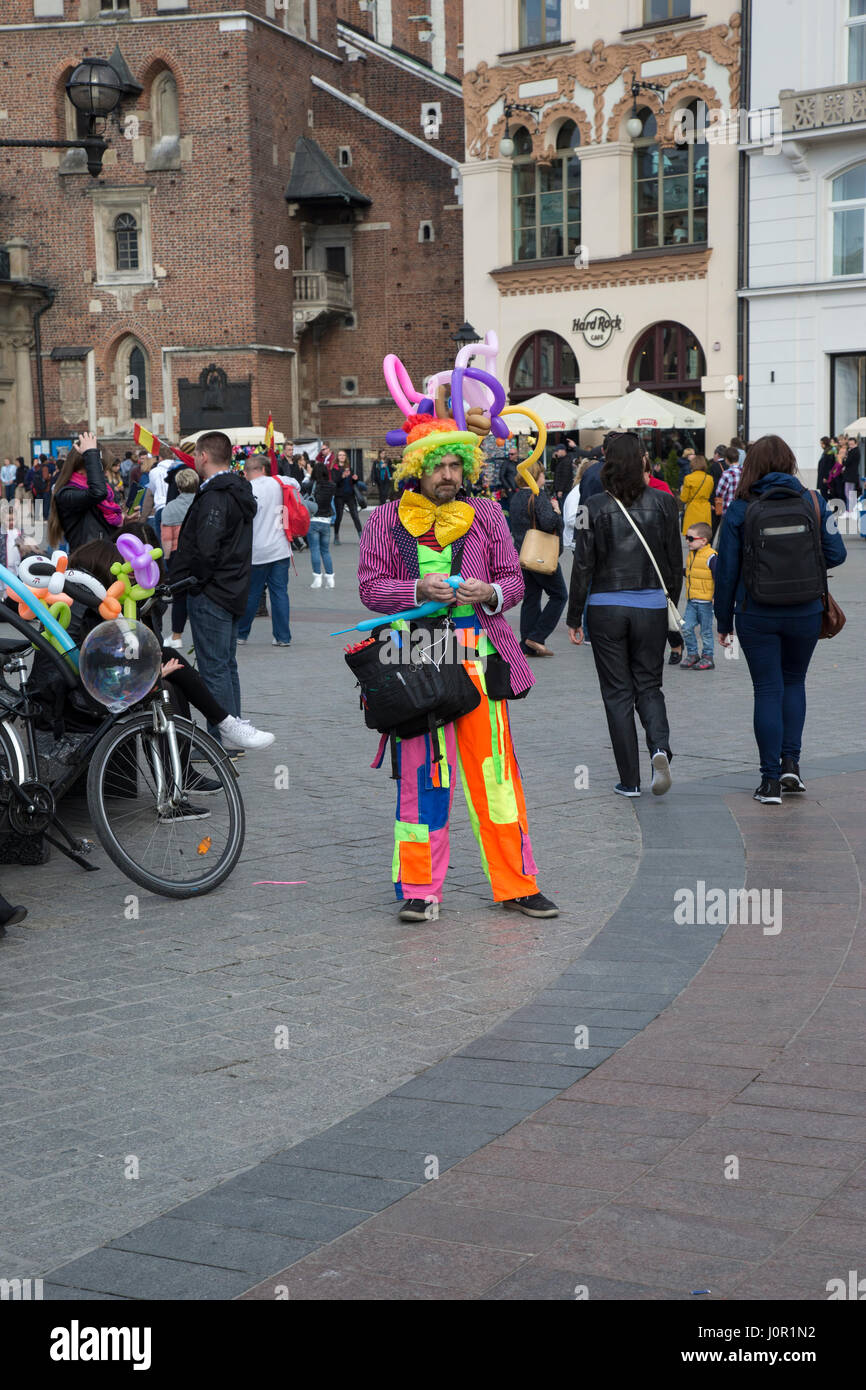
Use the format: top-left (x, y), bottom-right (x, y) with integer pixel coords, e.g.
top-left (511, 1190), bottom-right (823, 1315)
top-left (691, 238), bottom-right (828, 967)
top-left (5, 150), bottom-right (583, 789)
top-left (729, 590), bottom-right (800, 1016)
top-left (307, 518), bottom-right (334, 575)
top-left (187, 591), bottom-right (241, 738)
top-left (682, 599), bottom-right (714, 657)
top-left (239, 557), bottom-right (292, 643)
top-left (735, 609), bottom-right (823, 781)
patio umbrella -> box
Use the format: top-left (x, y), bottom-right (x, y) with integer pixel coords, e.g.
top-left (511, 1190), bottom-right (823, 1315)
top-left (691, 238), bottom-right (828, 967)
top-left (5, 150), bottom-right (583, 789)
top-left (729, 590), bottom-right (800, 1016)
top-left (576, 388), bottom-right (705, 431)
top-left (843, 417), bottom-right (866, 435)
top-left (179, 426), bottom-right (287, 450)
top-left (504, 392), bottom-right (582, 433)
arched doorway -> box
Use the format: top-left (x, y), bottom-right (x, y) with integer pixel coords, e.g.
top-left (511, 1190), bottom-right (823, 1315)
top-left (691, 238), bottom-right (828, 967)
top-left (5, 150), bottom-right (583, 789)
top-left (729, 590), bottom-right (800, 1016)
top-left (628, 320), bottom-right (705, 452)
top-left (509, 330), bottom-right (579, 403)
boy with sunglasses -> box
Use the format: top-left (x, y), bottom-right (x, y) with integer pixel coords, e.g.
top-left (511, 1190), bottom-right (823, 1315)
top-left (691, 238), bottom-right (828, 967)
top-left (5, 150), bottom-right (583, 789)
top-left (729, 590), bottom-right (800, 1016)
top-left (681, 521), bottom-right (717, 669)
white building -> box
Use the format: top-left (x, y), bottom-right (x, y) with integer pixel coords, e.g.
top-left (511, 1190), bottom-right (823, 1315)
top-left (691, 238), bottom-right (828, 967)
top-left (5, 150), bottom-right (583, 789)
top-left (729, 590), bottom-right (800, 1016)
top-left (461, 0), bottom-right (743, 453)
top-left (744, 0), bottom-right (866, 475)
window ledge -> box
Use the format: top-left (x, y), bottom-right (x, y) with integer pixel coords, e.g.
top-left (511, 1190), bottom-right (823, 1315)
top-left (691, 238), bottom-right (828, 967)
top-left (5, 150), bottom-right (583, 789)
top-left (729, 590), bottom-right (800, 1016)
top-left (620, 15), bottom-right (707, 40)
top-left (493, 243), bottom-right (709, 275)
top-left (496, 40), bottom-right (573, 62)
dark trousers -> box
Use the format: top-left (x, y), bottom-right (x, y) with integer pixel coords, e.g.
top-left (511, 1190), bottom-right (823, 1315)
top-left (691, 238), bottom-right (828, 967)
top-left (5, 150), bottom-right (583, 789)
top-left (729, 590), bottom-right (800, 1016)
top-left (588, 604), bottom-right (671, 788)
top-left (187, 591), bottom-right (241, 738)
top-left (334, 496), bottom-right (362, 539)
top-left (735, 609), bottom-right (822, 781)
top-left (520, 565), bottom-right (568, 646)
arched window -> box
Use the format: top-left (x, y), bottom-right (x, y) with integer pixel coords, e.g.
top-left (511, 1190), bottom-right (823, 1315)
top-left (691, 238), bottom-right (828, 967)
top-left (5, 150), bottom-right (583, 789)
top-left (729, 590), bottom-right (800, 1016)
top-left (148, 69), bottom-right (181, 170)
top-left (628, 321), bottom-right (705, 408)
top-left (114, 213), bottom-right (139, 272)
top-left (633, 102), bottom-right (708, 250)
top-left (510, 330), bottom-right (579, 402)
top-left (512, 121), bottom-right (580, 262)
top-left (128, 346), bottom-right (147, 418)
top-left (831, 161), bottom-right (866, 277)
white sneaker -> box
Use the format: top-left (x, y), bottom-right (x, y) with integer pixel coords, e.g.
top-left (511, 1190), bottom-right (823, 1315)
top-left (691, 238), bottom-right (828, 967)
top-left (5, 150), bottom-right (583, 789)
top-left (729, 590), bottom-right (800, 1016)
top-left (218, 715), bottom-right (275, 750)
top-left (324, 574), bottom-right (335, 588)
top-left (651, 750), bottom-right (672, 797)
top-left (310, 574), bottom-right (323, 589)
top-left (164, 636), bottom-right (184, 649)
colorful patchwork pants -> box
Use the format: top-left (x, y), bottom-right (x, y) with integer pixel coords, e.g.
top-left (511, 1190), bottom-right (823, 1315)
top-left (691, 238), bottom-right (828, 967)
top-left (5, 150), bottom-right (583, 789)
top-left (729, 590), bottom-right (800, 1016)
top-left (392, 661), bottom-right (538, 903)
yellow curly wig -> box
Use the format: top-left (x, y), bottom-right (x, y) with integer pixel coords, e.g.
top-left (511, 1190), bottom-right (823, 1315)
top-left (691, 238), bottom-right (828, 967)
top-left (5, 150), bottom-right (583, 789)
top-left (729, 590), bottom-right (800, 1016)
top-left (393, 418), bottom-right (484, 485)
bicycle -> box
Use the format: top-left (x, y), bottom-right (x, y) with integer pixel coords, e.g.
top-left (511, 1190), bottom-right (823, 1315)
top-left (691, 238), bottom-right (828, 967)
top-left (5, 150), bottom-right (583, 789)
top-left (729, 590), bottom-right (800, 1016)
top-left (0, 578), bottom-right (245, 898)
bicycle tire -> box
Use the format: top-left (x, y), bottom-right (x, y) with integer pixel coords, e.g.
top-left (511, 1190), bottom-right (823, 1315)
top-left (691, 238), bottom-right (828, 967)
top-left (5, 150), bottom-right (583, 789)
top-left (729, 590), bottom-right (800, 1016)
top-left (86, 711), bottom-right (245, 898)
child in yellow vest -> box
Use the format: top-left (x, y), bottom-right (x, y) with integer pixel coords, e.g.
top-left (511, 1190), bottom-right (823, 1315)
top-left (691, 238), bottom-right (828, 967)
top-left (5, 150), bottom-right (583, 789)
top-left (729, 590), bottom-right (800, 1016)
top-left (681, 522), bottom-right (717, 670)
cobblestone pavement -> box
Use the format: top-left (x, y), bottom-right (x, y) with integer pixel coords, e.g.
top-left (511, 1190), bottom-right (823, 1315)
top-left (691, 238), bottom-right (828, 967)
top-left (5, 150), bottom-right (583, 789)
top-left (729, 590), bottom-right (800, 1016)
top-left (1, 517), bottom-right (863, 1285)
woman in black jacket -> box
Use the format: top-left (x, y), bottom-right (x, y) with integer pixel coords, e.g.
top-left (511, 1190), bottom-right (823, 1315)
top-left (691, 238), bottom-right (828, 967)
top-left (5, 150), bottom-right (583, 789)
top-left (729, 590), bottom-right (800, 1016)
top-left (48, 432), bottom-right (124, 552)
top-left (567, 433), bottom-right (682, 798)
top-left (308, 462), bottom-right (336, 588)
top-left (508, 461), bottom-right (567, 657)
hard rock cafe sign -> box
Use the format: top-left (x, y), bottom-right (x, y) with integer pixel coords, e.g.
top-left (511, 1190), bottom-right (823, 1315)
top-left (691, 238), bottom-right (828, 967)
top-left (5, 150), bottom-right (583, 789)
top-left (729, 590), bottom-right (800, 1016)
top-left (573, 309), bottom-right (623, 349)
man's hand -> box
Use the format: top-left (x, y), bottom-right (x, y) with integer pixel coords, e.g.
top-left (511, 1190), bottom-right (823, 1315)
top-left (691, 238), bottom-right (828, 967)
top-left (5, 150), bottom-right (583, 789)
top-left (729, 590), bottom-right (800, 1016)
top-left (75, 431), bottom-right (97, 453)
top-left (456, 577), bottom-right (496, 607)
top-left (718, 632), bottom-right (733, 647)
top-left (417, 574), bottom-right (457, 604)
top-left (568, 626), bottom-right (584, 645)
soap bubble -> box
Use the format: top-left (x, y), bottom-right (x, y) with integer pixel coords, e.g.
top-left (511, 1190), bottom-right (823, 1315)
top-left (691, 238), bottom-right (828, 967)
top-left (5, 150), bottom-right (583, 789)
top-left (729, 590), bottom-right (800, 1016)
top-left (79, 619), bottom-right (162, 713)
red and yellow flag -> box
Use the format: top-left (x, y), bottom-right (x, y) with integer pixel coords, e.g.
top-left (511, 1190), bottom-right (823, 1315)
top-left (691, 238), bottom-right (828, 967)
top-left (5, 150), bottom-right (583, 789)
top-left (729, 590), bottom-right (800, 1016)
top-left (133, 422), bottom-right (195, 466)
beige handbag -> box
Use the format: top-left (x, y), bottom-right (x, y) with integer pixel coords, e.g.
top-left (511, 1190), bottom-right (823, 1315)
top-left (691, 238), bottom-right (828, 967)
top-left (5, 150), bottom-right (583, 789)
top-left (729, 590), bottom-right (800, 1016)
top-left (518, 495), bottom-right (560, 574)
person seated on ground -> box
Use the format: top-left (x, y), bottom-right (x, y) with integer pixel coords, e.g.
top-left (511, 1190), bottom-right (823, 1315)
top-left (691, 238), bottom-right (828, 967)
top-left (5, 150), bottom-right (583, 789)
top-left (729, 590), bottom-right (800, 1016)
top-left (25, 540), bottom-right (275, 782)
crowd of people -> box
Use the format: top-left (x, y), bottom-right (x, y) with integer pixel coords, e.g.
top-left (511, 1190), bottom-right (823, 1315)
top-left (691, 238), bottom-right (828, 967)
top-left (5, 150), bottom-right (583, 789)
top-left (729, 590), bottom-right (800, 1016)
top-left (0, 413), bottom-right (859, 932)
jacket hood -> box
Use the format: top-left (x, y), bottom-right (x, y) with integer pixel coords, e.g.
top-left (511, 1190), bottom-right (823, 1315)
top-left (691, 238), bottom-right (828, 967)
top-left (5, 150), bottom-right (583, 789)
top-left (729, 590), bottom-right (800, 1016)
top-left (750, 471), bottom-right (805, 495)
top-left (203, 469), bottom-right (257, 519)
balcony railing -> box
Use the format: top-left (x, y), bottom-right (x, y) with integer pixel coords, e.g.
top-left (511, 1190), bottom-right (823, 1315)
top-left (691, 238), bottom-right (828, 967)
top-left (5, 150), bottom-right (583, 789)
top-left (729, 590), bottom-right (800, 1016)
top-left (293, 270), bottom-right (352, 313)
top-left (780, 80), bottom-right (866, 134)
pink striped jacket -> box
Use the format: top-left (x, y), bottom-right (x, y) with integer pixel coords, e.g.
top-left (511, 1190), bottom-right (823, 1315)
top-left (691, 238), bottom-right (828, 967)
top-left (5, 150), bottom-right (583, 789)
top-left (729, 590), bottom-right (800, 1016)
top-left (358, 497), bottom-right (534, 696)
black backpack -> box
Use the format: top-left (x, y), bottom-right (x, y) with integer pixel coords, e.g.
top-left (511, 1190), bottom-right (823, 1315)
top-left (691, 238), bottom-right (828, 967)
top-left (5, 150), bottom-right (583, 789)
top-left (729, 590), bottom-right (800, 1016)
top-left (742, 487), bottom-right (826, 606)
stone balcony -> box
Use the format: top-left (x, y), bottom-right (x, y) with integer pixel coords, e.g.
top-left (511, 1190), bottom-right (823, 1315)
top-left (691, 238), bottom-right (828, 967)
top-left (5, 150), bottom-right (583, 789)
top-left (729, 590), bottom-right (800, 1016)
top-left (292, 269), bottom-right (353, 339)
top-left (780, 80), bottom-right (866, 134)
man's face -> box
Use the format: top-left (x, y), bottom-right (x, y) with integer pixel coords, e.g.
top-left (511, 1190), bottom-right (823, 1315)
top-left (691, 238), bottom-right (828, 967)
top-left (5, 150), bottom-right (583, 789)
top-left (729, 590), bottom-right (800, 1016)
top-left (418, 454), bottom-right (464, 503)
top-left (508, 449), bottom-right (518, 462)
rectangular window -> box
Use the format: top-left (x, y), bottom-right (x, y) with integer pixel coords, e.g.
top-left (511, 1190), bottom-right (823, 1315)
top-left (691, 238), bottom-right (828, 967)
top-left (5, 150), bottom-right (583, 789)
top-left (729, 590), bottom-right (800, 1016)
top-left (644, 0), bottom-right (691, 22)
top-left (831, 163), bottom-right (866, 277)
top-left (831, 352), bottom-right (866, 435)
top-left (849, 0), bottom-right (866, 82)
top-left (519, 0), bottom-right (561, 49)
top-left (34, 0), bottom-right (64, 16)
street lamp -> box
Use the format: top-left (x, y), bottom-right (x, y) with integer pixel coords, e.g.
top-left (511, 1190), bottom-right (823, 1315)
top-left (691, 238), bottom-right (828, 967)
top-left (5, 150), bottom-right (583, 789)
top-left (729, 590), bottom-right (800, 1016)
top-left (626, 79), bottom-right (667, 141)
top-left (498, 101), bottom-right (541, 159)
top-left (452, 322), bottom-right (479, 349)
top-left (0, 55), bottom-right (123, 177)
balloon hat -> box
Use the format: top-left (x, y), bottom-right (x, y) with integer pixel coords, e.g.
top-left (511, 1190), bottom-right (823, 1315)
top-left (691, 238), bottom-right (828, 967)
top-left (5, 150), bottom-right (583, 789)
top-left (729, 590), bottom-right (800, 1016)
top-left (501, 406), bottom-right (548, 495)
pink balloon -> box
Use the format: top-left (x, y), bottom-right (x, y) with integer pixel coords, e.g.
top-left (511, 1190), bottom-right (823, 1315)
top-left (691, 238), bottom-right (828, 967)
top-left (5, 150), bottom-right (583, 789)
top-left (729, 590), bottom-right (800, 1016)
top-left (383, 355), bottom-right (423, 416)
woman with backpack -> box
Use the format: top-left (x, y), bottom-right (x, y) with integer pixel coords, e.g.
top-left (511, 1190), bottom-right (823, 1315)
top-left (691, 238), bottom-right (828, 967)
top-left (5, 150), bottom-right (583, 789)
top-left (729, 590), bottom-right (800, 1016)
top-left (714, 435), bottom-right (847, 804)
top-left (308, 461), bottom-right (336, 589)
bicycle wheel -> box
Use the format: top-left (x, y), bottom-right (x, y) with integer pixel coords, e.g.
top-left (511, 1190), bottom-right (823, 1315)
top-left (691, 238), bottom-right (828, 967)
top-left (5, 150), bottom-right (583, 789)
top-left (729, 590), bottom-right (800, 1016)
top-left (86, 711), bottom-right (245, 897)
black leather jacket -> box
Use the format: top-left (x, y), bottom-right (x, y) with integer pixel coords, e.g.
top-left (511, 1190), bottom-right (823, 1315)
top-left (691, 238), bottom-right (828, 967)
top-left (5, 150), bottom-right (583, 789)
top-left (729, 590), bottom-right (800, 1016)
top-left (567, 485), bottom-right (682, 627)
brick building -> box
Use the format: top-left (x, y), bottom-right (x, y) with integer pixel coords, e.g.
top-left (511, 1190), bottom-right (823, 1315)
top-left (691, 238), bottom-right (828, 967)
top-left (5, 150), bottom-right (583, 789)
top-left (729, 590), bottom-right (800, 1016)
top-left (0, 0), bottom-right (465, 465)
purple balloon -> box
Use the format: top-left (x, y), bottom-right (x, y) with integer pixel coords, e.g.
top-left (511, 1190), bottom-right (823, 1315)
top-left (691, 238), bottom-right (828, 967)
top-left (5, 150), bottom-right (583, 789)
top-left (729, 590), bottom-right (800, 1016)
top-left (450, 367), bottom-right (506, 433)
top-left (386, 429), bottom-right (408, 447)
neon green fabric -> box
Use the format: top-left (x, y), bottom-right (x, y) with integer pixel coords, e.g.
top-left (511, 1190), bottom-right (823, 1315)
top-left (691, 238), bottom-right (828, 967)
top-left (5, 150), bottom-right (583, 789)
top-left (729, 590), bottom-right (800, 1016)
top-left (416, 542), bottom-right (496, 656)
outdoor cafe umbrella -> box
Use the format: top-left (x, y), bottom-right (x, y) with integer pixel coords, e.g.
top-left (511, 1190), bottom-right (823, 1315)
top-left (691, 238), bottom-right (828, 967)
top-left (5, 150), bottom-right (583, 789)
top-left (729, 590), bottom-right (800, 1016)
top-left (503, 392), bottom-right (582, 434)
top-left (576, 388), bottom-right (705, 432)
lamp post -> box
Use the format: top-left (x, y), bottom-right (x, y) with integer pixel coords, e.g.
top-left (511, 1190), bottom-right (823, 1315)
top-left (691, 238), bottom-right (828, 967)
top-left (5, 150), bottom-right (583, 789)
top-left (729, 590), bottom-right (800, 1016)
top-left (452, 322), bottom-right (479, 350)
top-left (0, 57), bottom-right (123, 177)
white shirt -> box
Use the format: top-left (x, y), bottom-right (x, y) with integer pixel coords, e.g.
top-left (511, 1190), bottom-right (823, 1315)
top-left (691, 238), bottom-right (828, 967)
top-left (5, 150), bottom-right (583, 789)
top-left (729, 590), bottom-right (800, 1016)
top-left (250, 474), bottom-right (292, 565)
top-left (563, 483), bottom-right (582, 549)
top-left (147, 460), bottom-right (171, 509)
top-left (1, 464), bottom-right (17, 485)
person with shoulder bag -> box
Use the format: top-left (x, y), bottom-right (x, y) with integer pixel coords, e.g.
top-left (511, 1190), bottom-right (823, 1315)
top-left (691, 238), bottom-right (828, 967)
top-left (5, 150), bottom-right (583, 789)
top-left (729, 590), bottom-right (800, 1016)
top-left (508, 460), bottom-right (567, 657)
top-left (714, 434), bottom-right (847, 804)
top-left (566, 433), bottom-right (682, 798)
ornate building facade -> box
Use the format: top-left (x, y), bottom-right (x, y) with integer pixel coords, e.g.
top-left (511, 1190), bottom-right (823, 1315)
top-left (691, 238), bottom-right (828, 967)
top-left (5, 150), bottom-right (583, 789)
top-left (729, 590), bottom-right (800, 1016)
top-left (0, 0), bottom-right (465, 462)
top-left (461, 0), bottom-right (743, 448)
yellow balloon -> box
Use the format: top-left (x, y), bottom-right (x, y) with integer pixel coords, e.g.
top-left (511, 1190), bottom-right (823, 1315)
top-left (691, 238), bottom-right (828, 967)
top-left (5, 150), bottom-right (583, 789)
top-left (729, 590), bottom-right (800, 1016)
top-left (501, 406), bottom-right (548, 495)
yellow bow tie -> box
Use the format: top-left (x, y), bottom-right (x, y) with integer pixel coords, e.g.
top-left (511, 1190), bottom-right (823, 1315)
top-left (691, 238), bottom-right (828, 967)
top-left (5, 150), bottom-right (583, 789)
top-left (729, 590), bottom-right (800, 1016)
top-left (398, 492), bottom-right (475, 547)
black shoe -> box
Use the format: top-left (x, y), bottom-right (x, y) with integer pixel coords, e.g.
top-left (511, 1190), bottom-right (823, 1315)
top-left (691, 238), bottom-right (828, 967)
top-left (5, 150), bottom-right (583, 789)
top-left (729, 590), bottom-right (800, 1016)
top-left (668, 648), bottom-right (683, 665)
top-left (501, 892), bottom-right (559, 918)
top-left (185, 772), bottom-right (223, 796)
top-left (754, 778), bottom-right (782, 805)
top-left (615, 783), bottom-right (641, 798)
top-left (398, 898), bottom-right (439, 922)
top-left (158, 798), bottom-right (212, 823)
top-left (780, 757), bottom-right (805, 792)
top-left (0, 905), bottom-right (27, 935)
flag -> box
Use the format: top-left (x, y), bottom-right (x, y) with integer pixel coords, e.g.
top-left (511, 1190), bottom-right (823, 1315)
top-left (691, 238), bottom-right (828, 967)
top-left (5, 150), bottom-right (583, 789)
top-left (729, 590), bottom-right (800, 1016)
top-left (264, 413), bottom-right (278, 477)
top-left (133, 423), bottom-right (195, 466)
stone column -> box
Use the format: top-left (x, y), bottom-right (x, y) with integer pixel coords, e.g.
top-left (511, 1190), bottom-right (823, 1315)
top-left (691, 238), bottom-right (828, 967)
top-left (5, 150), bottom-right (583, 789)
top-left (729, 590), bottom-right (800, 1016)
top-left (12, 335), bottom-right (36, 461)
